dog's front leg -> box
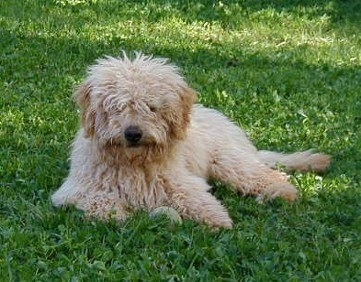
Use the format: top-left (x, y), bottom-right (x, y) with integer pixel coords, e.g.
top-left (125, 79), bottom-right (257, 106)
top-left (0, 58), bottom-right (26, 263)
top-left (167, 176), bottom-right (233, 228)
top-left (72, 191), bottom-right (128, 221)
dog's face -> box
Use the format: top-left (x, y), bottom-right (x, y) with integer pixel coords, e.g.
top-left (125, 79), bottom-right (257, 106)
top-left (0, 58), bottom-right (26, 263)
top-left (74, 53), bottom-right (195, 161)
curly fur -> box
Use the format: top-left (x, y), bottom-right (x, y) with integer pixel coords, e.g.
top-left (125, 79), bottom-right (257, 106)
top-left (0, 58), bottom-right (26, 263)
top-left (51, 52), bottom-right (331, 228)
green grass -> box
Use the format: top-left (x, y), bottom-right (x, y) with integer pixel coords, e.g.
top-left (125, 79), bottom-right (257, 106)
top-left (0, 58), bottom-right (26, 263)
top-left (1, 0), bottom-right (360, 280)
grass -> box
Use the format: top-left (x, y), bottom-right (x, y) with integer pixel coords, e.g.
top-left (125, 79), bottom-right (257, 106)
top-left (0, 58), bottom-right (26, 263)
top-left (1, 0), bottom-right (360, 280)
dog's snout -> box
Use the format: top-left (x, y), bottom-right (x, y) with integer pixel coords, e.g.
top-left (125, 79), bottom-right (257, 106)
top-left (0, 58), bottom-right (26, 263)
top-left (124, 126), bottom-right (143, 144)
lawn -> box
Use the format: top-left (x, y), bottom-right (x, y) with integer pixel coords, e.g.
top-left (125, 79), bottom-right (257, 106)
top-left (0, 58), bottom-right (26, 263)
top-left (1, 0), bottom-right (360, 280)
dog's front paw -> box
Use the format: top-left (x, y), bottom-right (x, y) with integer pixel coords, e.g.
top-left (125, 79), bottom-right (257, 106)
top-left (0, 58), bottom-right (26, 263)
top-left (257, 183), bottom-right (298, 203)
top-left (305, 153), bottom-right (331, 172)
top-left (150, 206), bottom-right (183, 224)
top-left (178, 205), bottom-right (234, 229)
top-left (204, 213), bottom-right (233, 229)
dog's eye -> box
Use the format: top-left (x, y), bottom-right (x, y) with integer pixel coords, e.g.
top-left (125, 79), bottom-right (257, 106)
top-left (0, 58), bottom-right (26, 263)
top-left (148, 105), bottom-right (157, 113)
top-left (106, 101), bottom-right (126, 115)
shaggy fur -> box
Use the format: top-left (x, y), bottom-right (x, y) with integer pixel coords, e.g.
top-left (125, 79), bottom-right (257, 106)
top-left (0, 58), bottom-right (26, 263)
top-left (51, 52), bottom-right (331, 228)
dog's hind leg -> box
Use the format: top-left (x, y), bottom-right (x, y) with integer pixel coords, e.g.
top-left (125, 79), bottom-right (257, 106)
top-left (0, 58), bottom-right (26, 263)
top-left (209, 149), bottom-right (298, 202)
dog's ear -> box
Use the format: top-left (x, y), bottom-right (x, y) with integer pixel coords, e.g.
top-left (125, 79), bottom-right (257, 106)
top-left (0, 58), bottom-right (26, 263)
top-left (73, 80), bottom-right (95, 137)
top-left (180, 85), bottom-right (196, 125)
top-left (169, 85), bottom-right (196, 140)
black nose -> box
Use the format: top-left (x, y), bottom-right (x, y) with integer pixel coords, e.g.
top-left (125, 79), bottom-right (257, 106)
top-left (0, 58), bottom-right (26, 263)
top-left (124, 126), bottom-right (143, 145)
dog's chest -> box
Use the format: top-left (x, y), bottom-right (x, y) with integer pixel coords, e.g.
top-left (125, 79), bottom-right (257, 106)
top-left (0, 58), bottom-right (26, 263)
top-left (105, 167), bottom-right (170, 209)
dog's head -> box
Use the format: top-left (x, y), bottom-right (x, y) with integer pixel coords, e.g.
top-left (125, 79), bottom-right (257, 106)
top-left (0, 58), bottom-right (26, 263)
top-left (74, 52), bottom-right (196, 162)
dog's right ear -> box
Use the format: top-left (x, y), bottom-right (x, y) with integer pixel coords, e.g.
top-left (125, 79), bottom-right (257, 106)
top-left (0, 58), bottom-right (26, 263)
top-left (73, 80), bottom-right (95, 137)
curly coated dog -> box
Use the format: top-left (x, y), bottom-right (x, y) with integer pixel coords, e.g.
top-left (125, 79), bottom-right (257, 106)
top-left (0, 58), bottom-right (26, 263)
top-left (51, 52), bottom-right (331, 228)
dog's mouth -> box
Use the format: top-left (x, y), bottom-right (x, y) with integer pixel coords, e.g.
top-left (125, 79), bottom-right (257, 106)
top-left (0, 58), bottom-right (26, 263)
top-left (106, 139), bottom-right (154, 149)
top-left (127, 142), bottom-right (142, 148)
top-left (104, 133), bottom-right (160, 149)
top-left (126, 139), bottom-right (157, 148)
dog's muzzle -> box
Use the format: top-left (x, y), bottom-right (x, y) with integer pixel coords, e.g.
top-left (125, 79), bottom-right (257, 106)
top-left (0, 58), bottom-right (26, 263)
top-left (124, 126), bottom-right (143, 146)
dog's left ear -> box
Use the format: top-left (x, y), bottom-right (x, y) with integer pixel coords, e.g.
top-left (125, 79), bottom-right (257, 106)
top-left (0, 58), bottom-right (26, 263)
top-left (170, 85), bottom-right (196, 140)
top-left (180, 85), bottom-right (196, 123)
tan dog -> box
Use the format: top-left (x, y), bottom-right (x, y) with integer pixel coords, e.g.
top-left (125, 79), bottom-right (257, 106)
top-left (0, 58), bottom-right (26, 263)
top-left (51, 52), bottom-right (330, 228)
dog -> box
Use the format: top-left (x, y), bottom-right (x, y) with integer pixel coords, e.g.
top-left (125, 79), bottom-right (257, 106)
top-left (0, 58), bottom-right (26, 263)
top-left (51, 52), bottom-right (331, 228)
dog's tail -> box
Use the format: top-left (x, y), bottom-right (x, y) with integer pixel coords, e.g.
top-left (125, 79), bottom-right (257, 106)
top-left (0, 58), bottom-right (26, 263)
top-left (257, 149), bottom-right (331, 172)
